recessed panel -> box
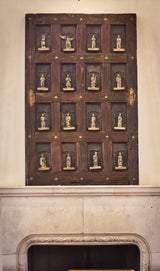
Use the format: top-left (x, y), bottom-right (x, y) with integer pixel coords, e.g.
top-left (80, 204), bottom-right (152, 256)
top-left (86, 64), bottom-right (101, 92)
top-left (61, 64), bottom-right (76, 92)
top-left (36, 25), bottom-right (51, 52)
top-left (62, 143), bottom-right (76, 171)
top-left (61, 104), bottom-right (76, 131)
top-left (112, 103), bottom-right (127, 131)
top-left (36, 64), bottom-right (51, 92)
top-left (87, 104), bottom-right (101, 131)
top-left (113, 143), bottom-right (127, 171)
top-left (87, 25), bottom-right (101, 52)
top-left (88, 143), bottom-right (103, 171)
top-left (60, 25), bottom-right (76, 52)
top-left (111, 25), bottom-right (126, 52)
top-left (36, 143), bottom-right (51, 171)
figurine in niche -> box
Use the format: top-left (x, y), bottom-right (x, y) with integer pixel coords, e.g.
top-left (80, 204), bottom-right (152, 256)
top-left (88, 73), bottom-right (99, 91)
top-left (115, 152), bottom-right (127, 170)
top-left (63, 112), bottom-right (75, 130)
top-left (38, 34), bottom-right (50, 51)
top-left (60, 35), bottom-right (75, 52)
top-left (89, 151), bottom-right (102, 170)
top-left (114, 113), bottom-right (126, 130)
top-left (63, 153), bottom-right (75, 171)
top-left (88, 34), bottom-right (100, 51)
top-left (113, 34), bottom-right (125, 52)
top-left (37, 74), bottom-right (48, 91)
top-left (88, 113), bottom-right (100, 131)
top-left (113, 73), bottom-right (125, 90)
top-left (38, 113), bottom-right (49, 131)
top-left (38, 153), bottom-right (50, 171)
top-left (63, 74), bottom-right (75, 91)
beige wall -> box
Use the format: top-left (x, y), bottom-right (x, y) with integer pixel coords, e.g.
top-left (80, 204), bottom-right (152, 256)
top-left (0, 0), bottom-right (160, 186)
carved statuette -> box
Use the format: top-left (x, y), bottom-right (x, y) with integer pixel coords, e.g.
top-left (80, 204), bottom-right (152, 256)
top-left (113, 34), bottom-right (125, 52)
top-left (38, 113), bottom-right (49, 131)
top-left (88, 34), bottom-right (100, 51)
top-left (88, 113), bottom-right (100, 131)
top-left (38, 153), bottom-right (50, 171)
top-left (60, 35), bottom-right (75, 52)
top-left (113, 73), bottom-right (125, 90)
top-left (37, 74), bottom-right (48, 91)
top-left (114, 113), bottom-right (126, 131)
top-left (63, 112), bottom-right (75, 131)
top-left (88, 73), bottom-right (99, 91)
top-left (38, 34), bottom-right (50, 51)
top-left (115, 152), bottom-right (127, 170)
top-left (63, 153), bottom-right (75, 171)
top-left (89, 151), bottom-right (101, 170)
top-left (63, 74), bottom-right (75, 91)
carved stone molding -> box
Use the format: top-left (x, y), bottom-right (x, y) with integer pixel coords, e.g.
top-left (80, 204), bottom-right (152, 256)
top-left (17, 233), bottom-right (151, 271)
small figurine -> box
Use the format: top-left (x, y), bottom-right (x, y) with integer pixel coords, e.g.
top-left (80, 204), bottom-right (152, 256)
top-left (60, 35), bottom-right (75, 51)
top-left (114, 113), bottom-right (126, 131)
top-left (88, 34), bottom-right (100, 51)
top-left (113, 34), bottom-right (125, 52)
top-left (38, 34), bottom-right (50, 51)
top-left (38, 153), bottom-right (50, 171)
top-left (63, 112), bottom-right (75, 130)
top-left (37, 74), bottom-right (48, 91)
top-left (63, 153), bottom-right (75, 171)
top-left (38, 113), bottom-right (49, 131)
top-left (88, 73), bottom-right (99, 91)
top-left (115, 152), bottom-right (127, 170)
top-left (113, 73), bottom-right (125, 90)
top-left (63, 74), bottom-right (75, 91)
top-left (89, 151), bottom-right (102, 170)
top-left (88, 113), bottom-right (100, 131)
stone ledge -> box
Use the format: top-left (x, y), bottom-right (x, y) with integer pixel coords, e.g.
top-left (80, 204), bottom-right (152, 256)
top-left (0, 185), bottom-right (160, 197)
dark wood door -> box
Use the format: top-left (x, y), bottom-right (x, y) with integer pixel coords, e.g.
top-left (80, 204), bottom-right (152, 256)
top-left (25, 14), bottom-right (138, 185)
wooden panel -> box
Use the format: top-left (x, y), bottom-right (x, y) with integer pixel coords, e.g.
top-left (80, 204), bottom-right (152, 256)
top-left (25, 14), bottom-right (138, 185)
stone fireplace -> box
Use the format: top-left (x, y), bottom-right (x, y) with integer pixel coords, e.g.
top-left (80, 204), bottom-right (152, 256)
top-left (1, 186), bottom-right (160, 271)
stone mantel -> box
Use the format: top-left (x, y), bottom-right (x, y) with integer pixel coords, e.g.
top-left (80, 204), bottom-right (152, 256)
top-left (0, 185), bottom-right (160, 197)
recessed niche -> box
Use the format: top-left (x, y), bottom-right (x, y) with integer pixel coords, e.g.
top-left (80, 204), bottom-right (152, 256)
top-left (86, 64), bottom-right (101, 91)
top-left (61, 103), bottom-right (76, 131)
top-left (60, 25), bottom-right (76, 52)
top-left (36, 143), bottom-right (51, 171)
top-left (87, 103), bottom-right (101, 131)
top-left (36, 64), bottom-right (51, 92)
top-left (36, 25), bottom-right (51, 52)
top-left (36, 104), bottom-right (51, 131)
top-left (61, 64), bottom-right (76, 92)
top-left (113, 143), bottom-right (127, 170)
top-left (88, 143), bottom-right (103, 171)
top-left (62, 143), bottom-right (76, 171)
top-left (112, 103), bottom-right (127, 131)
top-left (87, 25), bottom-right (101, 52)
top-left (111, 25), bottom-right (126, 52)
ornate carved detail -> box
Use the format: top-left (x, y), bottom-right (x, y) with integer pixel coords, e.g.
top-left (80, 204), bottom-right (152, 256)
top-left (28, 89), bottom-right (35, 107)
top-left (17, 233), bottom-right (151, 271)
top-left (129, 88), bottom-right (136, 105)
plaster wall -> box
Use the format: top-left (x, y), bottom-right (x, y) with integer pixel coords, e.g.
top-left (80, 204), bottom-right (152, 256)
top-left (0, 0), bottom-right (160, 186)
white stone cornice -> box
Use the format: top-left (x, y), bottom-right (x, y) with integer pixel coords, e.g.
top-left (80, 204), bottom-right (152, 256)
top-left (0, 185), bottom-right (160, 197)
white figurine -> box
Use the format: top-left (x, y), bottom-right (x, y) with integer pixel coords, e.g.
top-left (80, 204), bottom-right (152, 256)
top-left (88, 113), bottom-right (99, 131)
top-left (37, 74), bottom-right (48, 91)
top-left (38, 113), bottom-right (49, 131)
top-left (60, 35), bottom-right (75, 51)
top-left (115, 152), bottom-right (127, 170)
top-left (63, 113), bottom-right (75, 130)
top-left (88, 34), bottom-right (99, 51)
top-left (38, 153), bottom-right (50, 170)
top-left (88, 73), bottom-right (99, 91)
top-left (113, 34), bottom-right (125, 52)
top-left (117, 113), bottom-right (123, 128)
top-left (63, 153), bottom-right (75, 170)
top-left (113, 73), bottom-right (125, 90)
top-left (63, 74), bottom-right (74, 91)
top-left (38, 34), bottom-right (50, 51)
top-left (89, 151), bottom-right (101, 170)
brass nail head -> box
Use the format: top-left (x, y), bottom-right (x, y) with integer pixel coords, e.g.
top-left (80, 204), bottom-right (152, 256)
top-left (106, 135), bottom-right (109, 138)
top-left (54, 96), bottom-right (58, 99)
top-left (131, 56), bottom-right (134, 60)
top-left (54, 136), bottom-right (58, 139)
top-left (79, 135), bottom-right (82, 139)
top-left (29, 177), bottom-right (33, 181)
top-left (106, 177), bottom-right (109, 181)
top-left (132, 135), bottom-right (135, 139)
top-left (80, 177), bottom-right (84, 181)
top-left (55, 56), bottom-right (58, 59)
top-left (80, 56), bottom-right (84, 60)
top-left (105, 95), bottom-right (108, 99)
top-left (79, 95), bottom-right (82, 99)
top-left (132, 178), bottom-right (136, 181)
top-left (54, 177), bottom-right (58, 181)
top-left (104, 18), bottom-right (107, 21)
top-left (105, 56), bottom-right (108, 59)
top-left (80, 18), bottom-right (83, 21)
